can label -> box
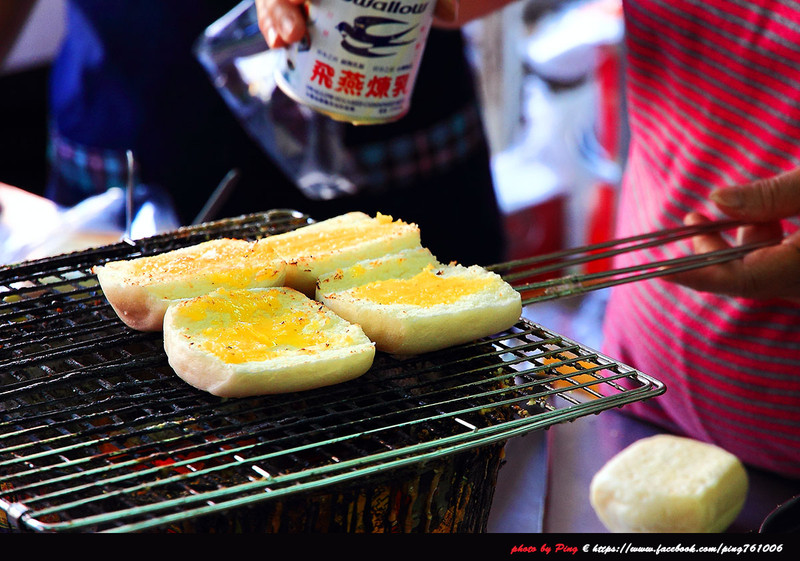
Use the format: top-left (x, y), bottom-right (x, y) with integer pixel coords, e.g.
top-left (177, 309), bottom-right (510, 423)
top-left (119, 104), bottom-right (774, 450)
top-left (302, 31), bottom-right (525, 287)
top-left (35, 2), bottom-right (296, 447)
top-left (276, 0), bottom-right (437, 125)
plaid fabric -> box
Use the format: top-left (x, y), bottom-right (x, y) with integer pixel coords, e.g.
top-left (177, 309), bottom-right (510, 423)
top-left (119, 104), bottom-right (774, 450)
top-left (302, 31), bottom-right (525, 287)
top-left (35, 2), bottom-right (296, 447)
top-left (46, 101), bottom-right (487, 206)
top-left (46, 128), bottom-right (137, 207)
top-left (350, 102), bottom-right (486, 193)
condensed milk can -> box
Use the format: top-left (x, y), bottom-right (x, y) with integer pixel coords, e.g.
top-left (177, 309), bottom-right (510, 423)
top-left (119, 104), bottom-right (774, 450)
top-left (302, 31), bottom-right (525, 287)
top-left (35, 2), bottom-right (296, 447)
top-left (275, 0), bottom-right (441, 125)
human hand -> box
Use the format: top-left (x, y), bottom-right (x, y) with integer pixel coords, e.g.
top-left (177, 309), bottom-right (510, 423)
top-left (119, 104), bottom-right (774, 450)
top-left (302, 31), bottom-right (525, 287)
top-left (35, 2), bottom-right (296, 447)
top-left (665, 168), bottom-right (800, 303)
top-left (254, 0), bottom-right (465, 47)
top-left (255, 0), bottom-right (307, 49)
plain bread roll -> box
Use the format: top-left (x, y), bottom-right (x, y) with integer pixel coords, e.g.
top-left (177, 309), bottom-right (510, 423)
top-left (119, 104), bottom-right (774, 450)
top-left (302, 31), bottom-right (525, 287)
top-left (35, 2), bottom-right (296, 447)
top-left (589, 434), bottom-right (748, 533)
top-left (163, 287), bottom-right (376, 397)
top-left (256, 212), bottom-right (422, 296)
top-left (316, 247), bottom-right (522, 355)
top-left (93, 238), bottom-right (286, 331)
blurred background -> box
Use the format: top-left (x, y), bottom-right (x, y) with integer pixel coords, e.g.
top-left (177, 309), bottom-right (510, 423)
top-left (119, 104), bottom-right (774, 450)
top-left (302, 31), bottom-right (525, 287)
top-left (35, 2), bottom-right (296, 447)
top-left (0, 0), bottom-right (626, 332)
top-left (0, 0), bottom-right (627, 259)
top-left (0, 0), bottom-right (624, 359)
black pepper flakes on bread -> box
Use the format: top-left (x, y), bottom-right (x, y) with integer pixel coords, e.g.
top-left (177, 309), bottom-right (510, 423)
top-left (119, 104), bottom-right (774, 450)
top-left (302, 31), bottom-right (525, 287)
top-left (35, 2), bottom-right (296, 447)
top-left (163, 287), bottom-right (376, 397)
top-left (256, 211), bottom-right (422, 296)
top-left (316, 247), bottom-right (522, 355)
top-left (93, 238), bottom-right (286, 331)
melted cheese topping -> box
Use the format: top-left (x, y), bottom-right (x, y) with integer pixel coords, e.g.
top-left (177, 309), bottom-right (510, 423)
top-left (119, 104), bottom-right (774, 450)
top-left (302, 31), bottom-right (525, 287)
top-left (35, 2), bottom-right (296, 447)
top-left (128, 239), bottom-right (282, 287)
top-left (261, 214), bottom-right (408, 256)
top-left (175, 289), bottom-right (351, 363)
top-left (348, 268), bottom-right (492, 307)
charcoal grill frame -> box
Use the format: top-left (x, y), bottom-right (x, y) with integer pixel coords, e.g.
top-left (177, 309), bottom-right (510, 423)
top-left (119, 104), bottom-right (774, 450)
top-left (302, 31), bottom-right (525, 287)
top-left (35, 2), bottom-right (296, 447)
top-left (0, 210), bottom-right (665, 533)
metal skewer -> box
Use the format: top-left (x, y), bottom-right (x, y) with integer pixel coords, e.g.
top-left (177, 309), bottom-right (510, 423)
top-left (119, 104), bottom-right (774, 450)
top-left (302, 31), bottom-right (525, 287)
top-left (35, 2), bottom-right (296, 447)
top-left (192, 168), bottom-right (241, 225)
top-left (124, 150), bottom-right (135, 241)
top-left (489, 219), bottom-right (783, 304)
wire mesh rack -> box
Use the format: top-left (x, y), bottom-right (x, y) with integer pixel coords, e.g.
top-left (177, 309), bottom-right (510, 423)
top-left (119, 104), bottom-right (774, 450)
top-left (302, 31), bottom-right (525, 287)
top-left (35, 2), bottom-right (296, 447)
top-left (0, 210), bottom-right (665, 533)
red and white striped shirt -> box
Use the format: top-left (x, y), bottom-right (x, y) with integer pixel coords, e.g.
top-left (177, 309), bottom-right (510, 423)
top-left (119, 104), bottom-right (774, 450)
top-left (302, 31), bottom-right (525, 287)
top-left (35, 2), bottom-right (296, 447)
top-left (603, 0), bottom-right (800, 477)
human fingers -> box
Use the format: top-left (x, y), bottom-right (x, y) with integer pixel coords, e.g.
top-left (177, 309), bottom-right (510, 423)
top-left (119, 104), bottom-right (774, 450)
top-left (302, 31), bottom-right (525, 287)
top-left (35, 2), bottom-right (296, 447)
top-left (734, 219), bottom-right (784, 248)
top-left (710, 167), bottom-right (800, 222)
top-left (662, 212), bottom-right (735, 291)
top-left (255, 0), bottom-right (307, 48)
top-left (434, 0), bottom-right (459, 23)
top-left (664, 212), bottom-right (800, 303)
top-left (728, 228), bottom-right (800, 302)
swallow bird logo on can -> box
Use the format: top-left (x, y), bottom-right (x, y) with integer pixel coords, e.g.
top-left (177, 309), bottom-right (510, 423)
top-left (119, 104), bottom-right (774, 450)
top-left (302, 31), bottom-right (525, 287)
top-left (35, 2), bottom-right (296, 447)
top-left (336, 16), bottom-right (418, 58)
top-left (275, 0), bottom-right (437, 124)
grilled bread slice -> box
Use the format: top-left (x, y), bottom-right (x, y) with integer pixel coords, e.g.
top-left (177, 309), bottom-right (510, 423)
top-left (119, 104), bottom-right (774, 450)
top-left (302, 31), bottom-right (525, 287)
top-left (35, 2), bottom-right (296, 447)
top-left (163, 287), bottom-right (375, 397)
top-left (316, 247), bottom-right (522, 355)
top-left (94, 238), bottom-right (286, 331)
top-left (256, 212), bottom-right (422, 296)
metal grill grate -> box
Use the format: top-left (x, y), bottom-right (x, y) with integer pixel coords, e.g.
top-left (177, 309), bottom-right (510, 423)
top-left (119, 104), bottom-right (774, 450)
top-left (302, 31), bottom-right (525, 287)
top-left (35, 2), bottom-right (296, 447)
top-left (0, 210), bottom-right (665, 532)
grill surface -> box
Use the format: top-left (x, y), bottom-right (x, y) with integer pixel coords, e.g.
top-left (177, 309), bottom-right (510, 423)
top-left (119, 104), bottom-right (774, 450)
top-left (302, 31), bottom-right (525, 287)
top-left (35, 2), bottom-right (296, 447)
top-left (0, 210), bottom-right (665, 532)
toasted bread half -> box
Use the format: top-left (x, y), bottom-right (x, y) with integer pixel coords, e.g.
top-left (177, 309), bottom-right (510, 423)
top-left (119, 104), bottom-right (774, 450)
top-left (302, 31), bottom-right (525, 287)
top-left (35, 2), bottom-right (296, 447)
top-left (93, 238), bottom-right (286, 331)
top-left (256, 212), bottom-right (422, 296)
top-left (316, 247), bottom-right (522, 355)
top-left (163, 287), bottom-right (376, 397)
